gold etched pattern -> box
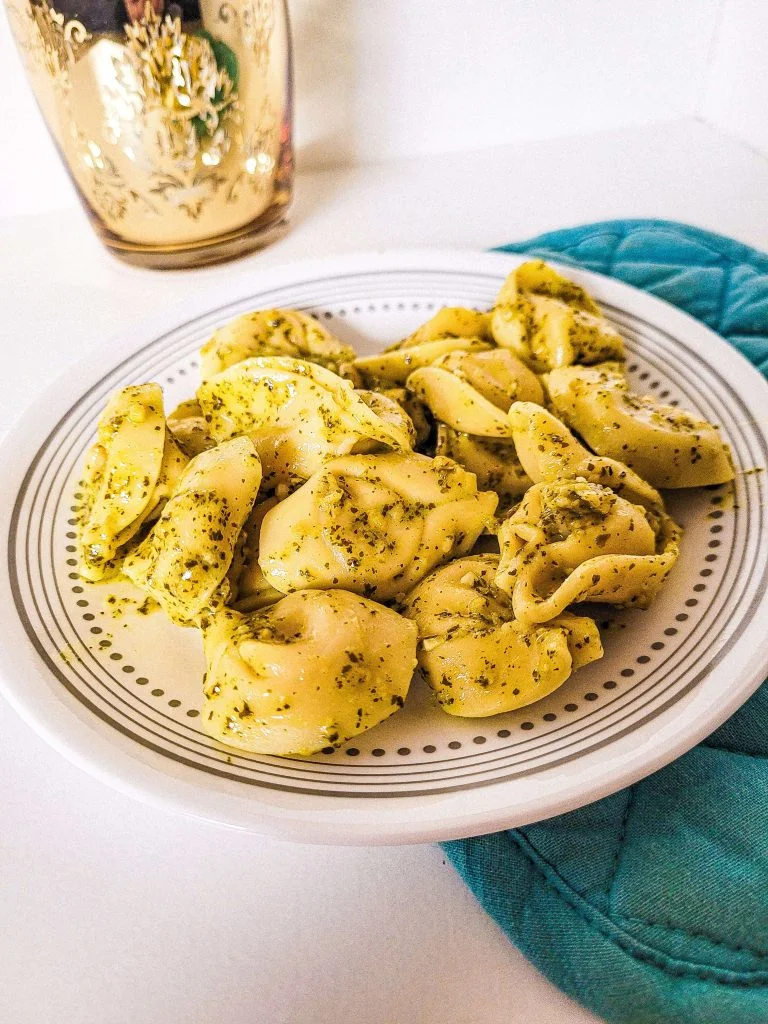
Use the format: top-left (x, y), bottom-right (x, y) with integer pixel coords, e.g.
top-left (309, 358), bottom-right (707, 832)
top-left (8, 0), bottom-right (90, 90)
top-left (5, 0), bottom-right (292, 262)
top-left (120, 8), bottom-right (239, 169)
top-left (218, 0), bottom-right (274, 66)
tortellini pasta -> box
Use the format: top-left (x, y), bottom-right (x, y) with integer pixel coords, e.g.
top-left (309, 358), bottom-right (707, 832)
top-left (200, 309), bottom-right (356, 380)
top-left (123, 437), bottom-right (262, 625)
top-left (356, 389), bottom-right (417, 447)
top-left (507, 401), bottom-right (663, 511)
top-left (230, 496), bottom-right (285, 613)
top-left (401, 555), bottom-right (603, 716)
top-left (435, 347), bottom-right (545, 406)
top-left (167, 398), bottom-right (215, 457)
top-left (491, 260), bottom-right (625, 371)
top-left (78, 384), bottom-right (188, 582)
top-left (259, 452), bottom-right (498, 601)
top-left (545, 362), bottom-right (735, 489)
top-left (435, 426), bottom-right (531, 508)
top-left (407, 364), bottom-right (513, 437)
top-left (201, 591), bottom-right (418, 755)
top-left (353, 336), bottom-right (489, 387)
top-left (495, 479), bottom-right (682, 623)
top-left (394, 307), bottom-right (493, 348)
top-left (380, 388), bottom-right (432, 449)
top-left (197, 356), bottom-right (412, 488)
top-left (406, 348), bottom-right (543, 438)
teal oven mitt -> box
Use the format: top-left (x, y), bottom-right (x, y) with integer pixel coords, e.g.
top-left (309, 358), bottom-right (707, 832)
top-left (443, 221), bottom-right (768, 1024)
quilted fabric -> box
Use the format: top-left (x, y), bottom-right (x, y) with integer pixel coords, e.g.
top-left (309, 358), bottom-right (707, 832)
top-left (442, 221), bottom-right (768, 1024)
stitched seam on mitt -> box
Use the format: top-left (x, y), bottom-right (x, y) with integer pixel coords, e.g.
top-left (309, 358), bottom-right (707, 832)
top-left (714, 261), bottom-right (734, 337)
top-left (617, 916), bottom-right (768, 960)
top-left (508, 829), bottom-right (768, 986)
top-left (600, 231), bottom-right (628, 279)
top-left (604, 786), bottom-right (636, 898)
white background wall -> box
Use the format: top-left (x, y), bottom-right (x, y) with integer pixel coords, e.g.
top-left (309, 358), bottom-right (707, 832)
top-left (0, 0), bottom-right (766, 217)
top-left (702, 1), bottom-right (768, 156)
top-left (291, 0), bottom-right (722, 166)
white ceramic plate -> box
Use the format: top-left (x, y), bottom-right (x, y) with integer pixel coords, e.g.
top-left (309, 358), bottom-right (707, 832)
top-left (1, 250), bottom-right (767, 845)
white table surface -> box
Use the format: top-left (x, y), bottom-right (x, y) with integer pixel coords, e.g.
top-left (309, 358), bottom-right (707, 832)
top-left (2, 116), bottom-right (767, 1024)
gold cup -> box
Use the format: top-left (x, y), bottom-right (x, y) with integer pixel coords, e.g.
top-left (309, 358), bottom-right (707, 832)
top-left (6, 0), bottom-right (294, 268)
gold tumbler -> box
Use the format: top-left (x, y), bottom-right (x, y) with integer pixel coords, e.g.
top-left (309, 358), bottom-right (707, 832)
top-left (6, 0), bottom-right (293, 268)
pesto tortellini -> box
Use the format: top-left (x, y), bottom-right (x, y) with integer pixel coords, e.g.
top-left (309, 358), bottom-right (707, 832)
top-left (197, 356), bottom-right (412, 487)
top-left (380, 388), bottom-right (432, 449)
top-left (435, 426), bottom-right (531, 508)
top-left (259, 452), bottom-right (498, 601)
top-left (545, 362), bottom-right (735, 489)
top-left (123, 437), bottom-right (262, 625)
top-left (230, 496), bottom-right (284, 613)
top-left (491, 260), bottom-right (625, 371)
top-left (407, 365), bottom-right (513, 437)
top-left (167, 398), bottom-right (215, 457)
top-left (401, 555), bottom-right (603, 716)
top-left (78, 383), bottom-right (188, 582)
top-left (496, 479), bottom-right (682, 623)
top-left (200, 309), bottom-right (356, 380)
top-left (356, 389), bottom-right (417, 447)
top-left (352, 307), bottom-right (495, 386)
top-left (394, 307), bottom-right (493, 348)
top-left (406, 348), bottom-right (543, 438)
top-left (353, 336), bottom-right (490, 387)
top-left (507, 401), bottom-right (663, 511)
top-left (202, 591), bottom-right (418, 755)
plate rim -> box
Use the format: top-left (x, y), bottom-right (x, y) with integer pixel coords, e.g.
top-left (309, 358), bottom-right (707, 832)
top-left (1, 247), bottom-right (767, 845)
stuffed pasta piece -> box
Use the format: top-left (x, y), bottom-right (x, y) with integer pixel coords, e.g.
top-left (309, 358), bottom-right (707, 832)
top-left (379, 388), bottom-right (433, 449)
top-left (200, 309), bottom-right (356, 380)
top-left (507, 401), bottom-right (662, 511)
top-left (197, 356), bottom-right (412, 488)
top-left (491, 260), bottom-right (625, 371)
top-left (78, 383), bottom-right (188, 581)
top-left (355, 389), bottom-right (417, 448)
top-left (167, 399), bottom-right (215, 457)
top-left (401, 555), bottom-right (602, 716)
top-left (201, 591), bottom-right (418, 755)
top-left (392, 307), bottom-right (493, 348)
top-left (405, 348), bottom-right (542, 438)
top-left (353, 336), bottom-right (490, 388)
top-left (545, 362), bottom-right (735, 488)
top-left (354, 306), bottom-right (496, 387)
top-left (123, 437), bottom-right (262, 625)
top-left (259, 452), bottom-right (498, 602)
top-left (229, 496), bottom-right (285, 614)
top-left (496, 478), bottom-right (682, 624)
top-left (435, 427), bottom-right (531, 509)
